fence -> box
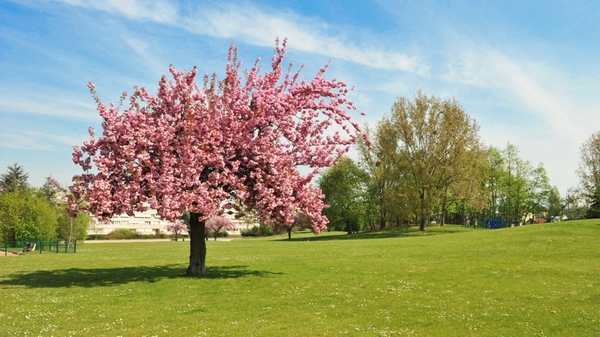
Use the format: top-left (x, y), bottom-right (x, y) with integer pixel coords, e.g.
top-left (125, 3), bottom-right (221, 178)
top-left (2, 239), bottom-right (77, 255)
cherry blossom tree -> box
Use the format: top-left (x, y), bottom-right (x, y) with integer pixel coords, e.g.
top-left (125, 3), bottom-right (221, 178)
top-left (276, 212), bottom-right (311, 239)
top-left (205, 216), bottom-right (235, 241)
top-left (69, 39), bottom-right (366, 277)
top-left (165, 221), bottom-right (188, 242)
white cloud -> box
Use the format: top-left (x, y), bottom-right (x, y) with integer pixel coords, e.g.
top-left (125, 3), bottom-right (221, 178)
top-left (0, 91), bottom-right (99, 122)
top-left (183, 4), bottom-right (425, 73)
top-left (443, 39), bottom-right (589, 144)
top-left (119, 33), bottom-right (168, 76)
top-left (49, 0), bottom-right (425, 73)
top-left (51, 0), bottom-right (178, 23)
top-left (0, 129), bottom-right (81, 151)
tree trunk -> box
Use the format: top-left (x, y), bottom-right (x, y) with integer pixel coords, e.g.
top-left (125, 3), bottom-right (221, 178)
top-left (419, 190), bottom-right (426, 231)
top-left (440, 192), bottom-right (447, 226)
top-left (287, 227), bottom-right (292, 239)
top-left (186, 212), bottom-right (206, 277)
top-left (379, 201), bottom-right (386, 230)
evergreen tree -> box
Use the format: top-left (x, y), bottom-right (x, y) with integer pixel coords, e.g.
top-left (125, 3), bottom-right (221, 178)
top-left (0, 163), bottom-right (29, 194)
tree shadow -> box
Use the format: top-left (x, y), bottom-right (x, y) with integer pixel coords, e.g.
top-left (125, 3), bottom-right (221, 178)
top-left (281, 225), bottom-right (470, 242)
top-left (0, 264), bottom-right (282, 288)
top-left (203, 265), bottom-right (283, 279)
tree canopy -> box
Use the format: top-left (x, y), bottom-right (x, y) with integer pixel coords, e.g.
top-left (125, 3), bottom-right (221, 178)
top-left (318, 157), bottom-right (369, 234)
top-left (372, 91), bottom-right (484, 230)
top-left (206, 216), bottom-right (235, 241)
top-left (577, 131), bottom-right (600, 218)
top-left (69, 39), bottom-right (366, 276)
top-left (0, 163), bottom-right (29, 193)
top-left (0, 189), bottom-right (58, 242)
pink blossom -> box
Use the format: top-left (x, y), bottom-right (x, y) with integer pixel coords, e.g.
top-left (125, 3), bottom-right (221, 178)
top-left (70, 38), bottom-right (368, 257)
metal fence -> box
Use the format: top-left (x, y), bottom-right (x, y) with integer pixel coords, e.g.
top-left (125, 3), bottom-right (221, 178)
top-left (2, 239), bottom-right (77, 256)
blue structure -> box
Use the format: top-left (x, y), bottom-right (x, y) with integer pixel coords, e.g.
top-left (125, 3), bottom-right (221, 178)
top-left (485, 218), bottom-right (506, 229)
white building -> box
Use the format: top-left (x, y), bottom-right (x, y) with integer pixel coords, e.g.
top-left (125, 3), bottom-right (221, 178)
top-left (87, 208), bottom-right (177, 236)
top-left (87, 205), bottom-right (259, 236)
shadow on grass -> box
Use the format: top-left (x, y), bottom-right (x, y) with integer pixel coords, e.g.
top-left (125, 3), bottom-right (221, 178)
top-left (0, 264), bottom-right (282, 288)
top-left (281, 225), bottom-right (472, 242)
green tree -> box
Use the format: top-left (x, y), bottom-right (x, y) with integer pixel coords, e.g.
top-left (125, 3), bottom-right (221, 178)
top-left (41, 178), bottom-right (89, 241)
top-left (56, 205), bottom-right (90, 241)
top-left (380, 91), bottom-right (483, 231)
top-left (577, 131), bottom-right (600, 218)
top-left (482, 146), bottom-right (504, 219)
top-left (564, 188), bottom-right (587, 220)
top-left (438, 148), bottom-right (488, 226)
top-left (499, 143), bottom-right (529, 225)
top-left (40, 176), bottom-right (60, 207)
top-left (545, 186), bottom-right (563, 221)
top-left (524, 164), bottom-right (552, 222)
top-left (0, 189), bottom-right (58, 242)
top-left (478, 144), bottom-right (555, 226)
top-left (318, 157), bottom-right (369, 234)
top-left (0, 163), bottom-right (29, 194)
top-left (358, 123), bottom-right (405, 228)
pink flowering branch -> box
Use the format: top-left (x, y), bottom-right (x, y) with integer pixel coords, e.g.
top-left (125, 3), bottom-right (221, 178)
top-left (70, 39), bottom-right (368, 276)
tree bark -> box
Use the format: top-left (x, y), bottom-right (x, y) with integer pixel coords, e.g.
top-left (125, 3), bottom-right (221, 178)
top-left (379, 194), bottom-right (386, 229)
top-left (440, 192), bottom-right (447, 226)
top-left (186, 212), bottom-right (207, 277)
top-left (419, 190), bottom-right (426, 231)
top-left (346, 219), bottom-right (352, 235)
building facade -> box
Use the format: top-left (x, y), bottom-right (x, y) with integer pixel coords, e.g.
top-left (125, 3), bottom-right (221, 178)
top-left (87, 208), bottom-right (176, 236)
top-left (87, 206), bottom-right (259, 236)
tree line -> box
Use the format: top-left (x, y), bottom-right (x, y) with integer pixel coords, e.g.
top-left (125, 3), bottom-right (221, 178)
top-left (0, 163), bottom-right (89, 243)
top-left (318, 92), bottom-right (599, 232)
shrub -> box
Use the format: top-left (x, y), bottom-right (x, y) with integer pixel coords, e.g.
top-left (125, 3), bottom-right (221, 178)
top-left (216, 231), bottom-right (229, 238)
top-left (241, 224), bottom-right (273, 237)
top-left (107, 228), bottom-right (138, 240)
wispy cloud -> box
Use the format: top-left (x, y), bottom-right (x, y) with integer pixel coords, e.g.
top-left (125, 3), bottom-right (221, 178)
top-left (51, 0), bottom-right (178, 23)
top-left (442, 39), bottom-right (589, 144)
top-left (48, 0), bottom-right (425, 73)
top-left (0, 129), bottom-right (80, 151)
top-left (437, 35), bottom-right (599, 193)
top-left (184, 4), bottom-right (425, 73)
top-left (0, 90), bottom-right (99, 122)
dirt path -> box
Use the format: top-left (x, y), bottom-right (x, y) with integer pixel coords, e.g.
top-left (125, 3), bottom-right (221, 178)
top-left (0, 249), bottom-right (21, 256)
top-left (84, 238), bottom-right (234, 243)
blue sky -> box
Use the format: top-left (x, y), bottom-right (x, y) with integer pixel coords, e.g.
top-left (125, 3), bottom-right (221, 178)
top-left (1, 0), bottom-right (599, 196)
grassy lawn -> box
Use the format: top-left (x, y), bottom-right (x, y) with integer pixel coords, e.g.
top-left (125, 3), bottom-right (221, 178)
top-left (1, 220), bottom-right (599, 336)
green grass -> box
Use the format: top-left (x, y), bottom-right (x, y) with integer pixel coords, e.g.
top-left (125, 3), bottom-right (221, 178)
top-left (1, 220), bottom-right (599, 336)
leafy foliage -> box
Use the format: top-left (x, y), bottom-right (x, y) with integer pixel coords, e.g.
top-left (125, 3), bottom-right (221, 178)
top-left (0, 163), bottom-right (29, 194)
top-left (0, 189), bottom-right (58, 242)
top-left (577, 131), bottom-right (600, 218)
top-left (368, 92), bottom-right (484, 230)
top-left (318, 157), bottom-right (369, 233)
top-left (107, 228), bottom-right (138, 240)
top-left (480, 144), bottom-right (555, 225)
top-left (240, 224), bottom-right (274, 237)
top-left (56, 205), bottom-right (90, 241)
